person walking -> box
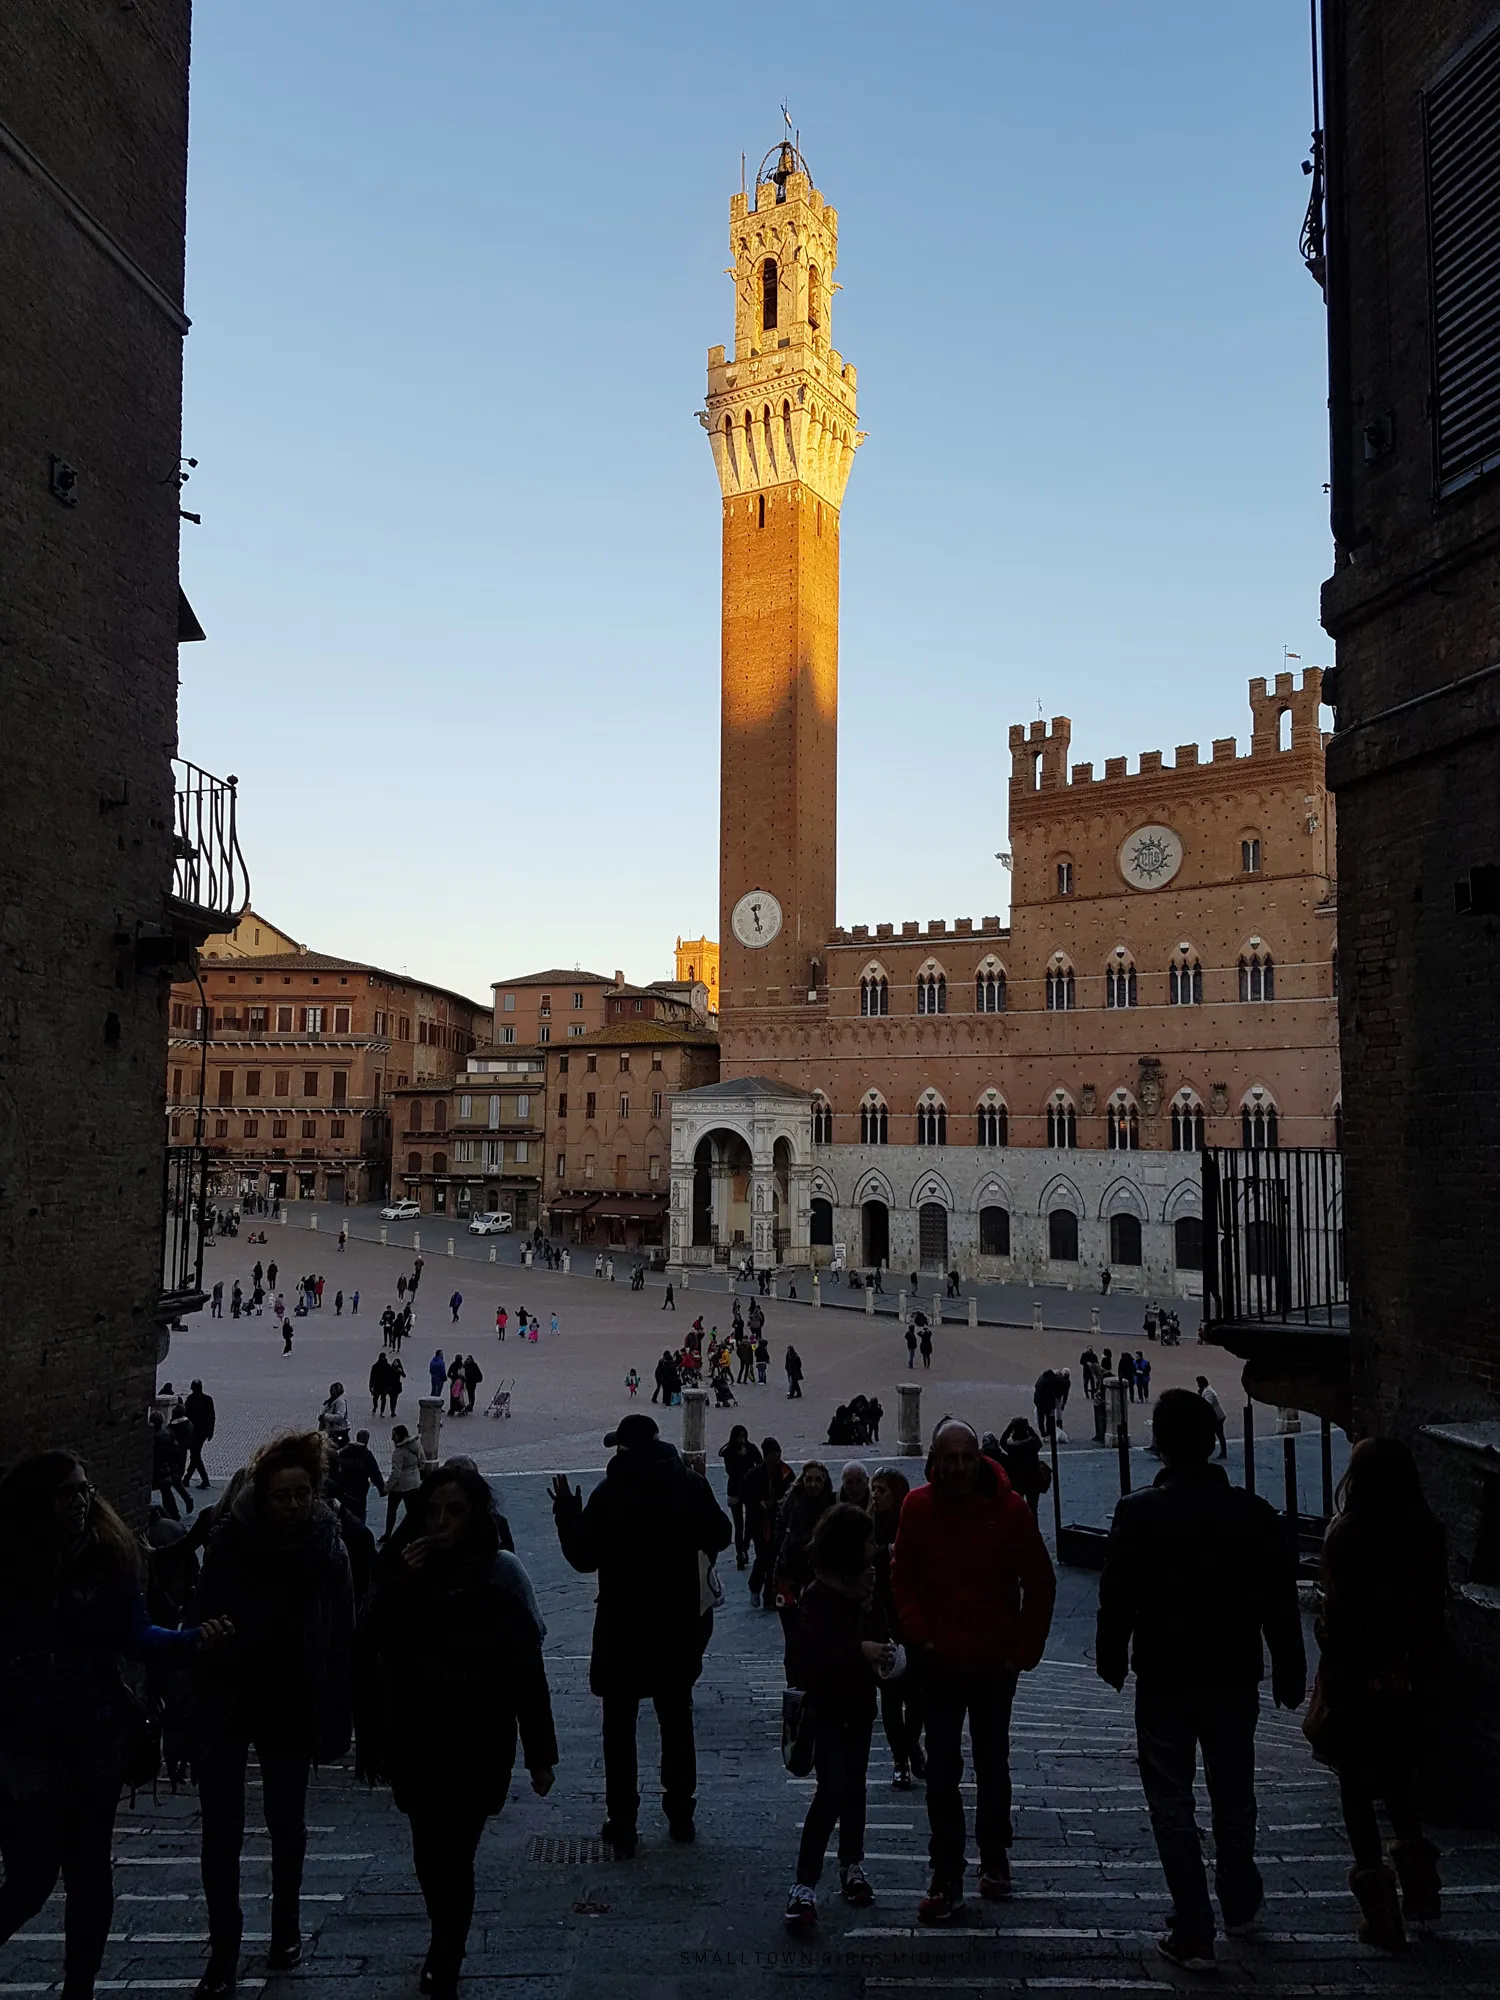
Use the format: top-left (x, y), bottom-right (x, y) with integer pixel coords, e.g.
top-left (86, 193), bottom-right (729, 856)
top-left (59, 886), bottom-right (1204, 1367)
top-left (785, 1345), bottom-right (805, 1399)
top-left (447, 1358), bottom-right (467, 1418)
top-left (351, 1290), bottom-right (360, 1316)
top-left (211, 1279), bottom-right (224, 1318)
top-left (662, 1281), bottom-right (675, 1311)
top-left (892, 1419), bottom-right (1057, 1923)
top-left (185, 1380), bottom-right (217, 1487)
top-left (191, 1432), bottom-right (354, 1994)
top-left (463, 1353), bottom-right (483, 1410)
top-left (150, 1410), bottom-right (194, 1520)
top-left (1100, 1265), bottom-right (1112, 1295)
top-left (905, 1321), bottom-right (918, 1370)
top-left (771, 1461), bottom-right (835, 1643)
top-left (0, 1453), bottom-right (222, 2000)
top-left (650, 1349), bottom-right (673, 1406)
top-left (1033, 1369), bottom-right (1060, 1439)
top-left (386, 1354), bottom-right (406, 1419)
top-left (1196, 1376), bottom-right (1229, 1459)
top-left (449, 1290), bottom-right (463, 1325)
top-left (1079, 1346), bottom-right (1098, 1399)
top-left (1306, 1437), bottom-right (1447, 1952)
top-left (1096, 1388), bottom-right (1305, 1972)
top-left (385, 1426), bottom-right (422, 1541)
top-left (1134, 1352), bottom-right (1151, 1403)
top-left (783, 1504), bottom-right (899, 1930)
top-left (625, 1368), bottom-right (640, 1398)
top-left (718, 1426), bottom-right (762, 1572)
top-left (337, 1225), bottom-right (348, 1254)
top-left (871, 1467), bottom-right (922, 1787)
top-left (755, 1333), bottom-right (770, 1385)
top-left (398, 1274), bottom-right (407, 1303)
top-left (550, 1312), bottom-right (560, 1338)
top-left (1118, 1350), bottom-right (1137, 1405)
top-left (369, 1352), bottom-right (392, 1417)
top-left (918, 1322), bottom-right (934, 1371)
top-left (496, 1307), bottom-right (507, 1341)
top-left (333, 1431), bottom-right (386, 1527)
top-left (357, 1463), bottom-right (556, 2000)
top-left (314, 1276), bottom-right (325, 1308)
top-left (550, 1413), bottom-right (731, 1853)
top-left (429, 1350), bottom-right (446, 1398)
top-left (281, 1315), bottom-right (295, 1355)
top-left (742, 1439), bottom-right (795, 1609)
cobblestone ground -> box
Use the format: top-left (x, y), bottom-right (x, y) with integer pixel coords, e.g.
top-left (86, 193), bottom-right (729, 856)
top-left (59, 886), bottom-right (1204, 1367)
top-left (8, 1472), bottom-right (1496, 1999)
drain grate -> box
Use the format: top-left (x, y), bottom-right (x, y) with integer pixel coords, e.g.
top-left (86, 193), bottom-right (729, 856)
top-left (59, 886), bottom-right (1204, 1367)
top-left (527, 1834), bottom-right (609, 1864)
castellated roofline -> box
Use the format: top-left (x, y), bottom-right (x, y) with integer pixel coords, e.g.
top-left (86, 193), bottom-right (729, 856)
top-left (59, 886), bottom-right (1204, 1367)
top-left (828, 916), bottom-right (1010, 946)
top-left (1008, 669), bottom-right (1325, 798)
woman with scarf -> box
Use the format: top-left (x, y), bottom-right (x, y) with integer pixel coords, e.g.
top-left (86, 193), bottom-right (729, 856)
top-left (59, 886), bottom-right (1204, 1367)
top-left (191, 1432), bottom-right (354, 1996)
top-left (0, 1451), bottom-right (226, 2000)
top-left (771, 1460), bottom-right (835, 1642)
top-left (358, 1462), bottom-right (556, 1998)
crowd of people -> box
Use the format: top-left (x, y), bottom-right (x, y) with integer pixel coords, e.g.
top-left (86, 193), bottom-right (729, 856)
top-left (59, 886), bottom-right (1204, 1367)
top-left (0, 1385), bottom-right (1454, 1997)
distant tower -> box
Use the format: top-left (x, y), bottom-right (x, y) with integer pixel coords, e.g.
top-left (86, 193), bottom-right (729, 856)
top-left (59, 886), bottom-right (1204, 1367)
top-left (703, 141), bottom-right (861, 1018)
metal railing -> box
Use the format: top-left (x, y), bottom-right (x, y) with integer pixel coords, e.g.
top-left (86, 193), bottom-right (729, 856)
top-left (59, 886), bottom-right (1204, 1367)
top-left (1203, 1146), bottom-right (1346, 1328)
top-left (169, 759), bottom-right (249, 926)
top-left (161, 1142), bottom-right (214, 1313)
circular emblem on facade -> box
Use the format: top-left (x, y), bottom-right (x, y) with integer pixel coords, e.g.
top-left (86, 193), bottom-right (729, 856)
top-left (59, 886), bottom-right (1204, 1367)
top-left (731, 889), bottom-right (784, 949)
top-left (1118, 824), bottom-right (1183, 891)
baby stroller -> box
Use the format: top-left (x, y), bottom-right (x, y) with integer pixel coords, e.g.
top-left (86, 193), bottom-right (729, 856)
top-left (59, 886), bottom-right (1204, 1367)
top-left (711, 1368), bottom-right (738, 1408)
top-left (484, 1378), bottom-right (514, 1419)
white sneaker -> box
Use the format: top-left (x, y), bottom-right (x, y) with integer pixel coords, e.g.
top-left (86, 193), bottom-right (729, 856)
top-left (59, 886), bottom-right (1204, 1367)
top-left (784, 1883), bottom-right (817, 1931)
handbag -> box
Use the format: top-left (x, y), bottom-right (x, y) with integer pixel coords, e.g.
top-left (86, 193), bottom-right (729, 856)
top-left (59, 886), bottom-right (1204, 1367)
top-left (698, 1551), bottom-right (726, 1616)
top-left (781, 1688), bottom-right (816, 1776)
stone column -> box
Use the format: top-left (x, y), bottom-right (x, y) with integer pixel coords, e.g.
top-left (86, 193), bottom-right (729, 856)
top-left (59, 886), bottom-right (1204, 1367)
top-left (896, 1381), bottom-right (922, 1459)
top-left (417, 1395), bottom-right (443, 1468)
top-left (1032, 1301), bottom-right (1044, 1334)
top-left (681, 1386), bottom-right (708, 1475)
top-left (1090, 1306), bottom-right (1101, 1334)
top-left (967, 1296), bottom-right (978, 1327)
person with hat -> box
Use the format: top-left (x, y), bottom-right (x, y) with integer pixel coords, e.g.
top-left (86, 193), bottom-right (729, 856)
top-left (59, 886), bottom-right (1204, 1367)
top-left (549, 1413), bottom-right (731, 1855)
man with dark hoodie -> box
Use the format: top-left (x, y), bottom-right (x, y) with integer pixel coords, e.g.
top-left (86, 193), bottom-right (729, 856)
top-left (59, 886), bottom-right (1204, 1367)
top-left (191, 1433), bottom-right (354, 1995)
top-left (1096, 1388), bottom-right (1305, 1973)
top-left (550, 1412), bottom-right (731, 1855)
top-left (891, 1418), bottom-right (1056, 1925)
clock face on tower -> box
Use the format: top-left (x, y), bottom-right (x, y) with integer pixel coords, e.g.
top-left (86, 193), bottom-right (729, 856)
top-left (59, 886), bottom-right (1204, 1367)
top-left (731, 889), bottom-right (784, 949)
top-left (1118, 824), bottom-right (1184, 891)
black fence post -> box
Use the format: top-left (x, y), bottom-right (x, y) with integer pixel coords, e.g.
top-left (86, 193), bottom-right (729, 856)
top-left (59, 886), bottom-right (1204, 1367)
top-left (1320, 1413), bottom-right (1334, 1520)
top-left (1049, 1421), bottom-right (1062, 1550)
top-left (1283, 1432), bottom-right (1300, 1553)
top-left (1244, 1400), bottom-right (1256, 1497)
top-left (1117, 1387), bottom-right (1131, 1496)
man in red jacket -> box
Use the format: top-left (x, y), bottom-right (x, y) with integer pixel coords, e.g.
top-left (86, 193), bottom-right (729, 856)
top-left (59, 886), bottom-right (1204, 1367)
top-left (891, 1419), bottom-right (1057, 1923)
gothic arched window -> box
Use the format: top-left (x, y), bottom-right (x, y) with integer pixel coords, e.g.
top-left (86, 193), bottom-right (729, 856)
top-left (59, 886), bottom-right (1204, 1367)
top-left (859, 1094), bottom-right (888, 1145)
top-left (916, 1092), bottom-right (947, 1146)
top-left (1046, 1093), bottom-right (1077, 1149)
top-left (975, 959), bottom-right (1007, 1013)
top-left (976, 1093), bottom-right (1008, 1147)
top-left (808, 262), bottom-right (822, 329)
top-left (812, 1094), bottom-right (833, 1145)
top-left (859, 969), bottom-right (889, 1017)
top-left (1105, 956), bottom-right (1138, 1009)
top-left (1238, 949), bottom-right (1275, 1002)
top-left (1105, 1091), bottom-right (1140, 1150)
top-left (1169, 950), bottom-right (1203, 1005)
top-left (916, 968), bottom-right (947, 1015)
top-left (761, 257), bottom-right (778, 331)
top-left (1045, 959), bottom-right (1076, 1011)
top-left (1171, 1091), bottom-right (1206, 1152)
top-left (1241, 1092), bottom-right (1280, 1151)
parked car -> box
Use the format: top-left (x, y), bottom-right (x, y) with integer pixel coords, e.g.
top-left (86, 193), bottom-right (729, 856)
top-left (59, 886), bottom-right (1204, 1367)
top-left (380, 1198), bottom-right (421, 1220)
top-left (468, 1211), bottom-right (514, 1235)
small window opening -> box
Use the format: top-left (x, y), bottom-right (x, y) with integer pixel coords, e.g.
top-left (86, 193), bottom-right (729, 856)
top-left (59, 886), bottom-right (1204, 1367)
top-left (761, 257), bottom-right (778, 331)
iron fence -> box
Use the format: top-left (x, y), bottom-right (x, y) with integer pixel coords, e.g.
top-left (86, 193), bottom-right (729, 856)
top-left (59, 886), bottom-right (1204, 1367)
top-left (169, 759), bottom-right (249, 926)
top-left (1203, 1146), bottom-right (1346, 1327)
top-left (162, 1142), bottom-right (214, 1313)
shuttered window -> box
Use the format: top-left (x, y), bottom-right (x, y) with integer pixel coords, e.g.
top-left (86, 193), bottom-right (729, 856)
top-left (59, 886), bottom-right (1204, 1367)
top-left (1426, 23), bottom-right (1500, 494)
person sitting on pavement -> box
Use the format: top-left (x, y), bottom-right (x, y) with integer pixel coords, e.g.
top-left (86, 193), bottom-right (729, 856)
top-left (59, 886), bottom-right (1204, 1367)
top-left (1095, 1388), bottom-right (1305, 1973)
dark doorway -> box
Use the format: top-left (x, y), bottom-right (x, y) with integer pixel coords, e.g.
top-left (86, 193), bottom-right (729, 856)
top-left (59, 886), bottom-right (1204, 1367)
top-left (1048, 1208), bottom-right (1079, 1261)
top-left (810, 1197), bottom-right (833, 1246)
top-left (1109, 1212), bottom-right (1143, 1266)
top-left (919, 1203), bottom-right (949, 1270)
top-left (861, 1199), bottom-right (889, 1269)
top-left (1174, 1215), bottom-right (1203, 1270)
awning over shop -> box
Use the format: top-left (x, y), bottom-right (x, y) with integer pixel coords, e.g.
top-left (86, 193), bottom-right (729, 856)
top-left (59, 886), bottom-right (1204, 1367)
top-left (548, 1194), bottom-right (599, 1215)
top-left (588, 1194), bottom-right (670, 1219)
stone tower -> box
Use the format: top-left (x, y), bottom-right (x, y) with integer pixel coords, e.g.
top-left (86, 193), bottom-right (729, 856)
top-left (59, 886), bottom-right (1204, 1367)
top-left (703, 141), bottom-right (861, 1021)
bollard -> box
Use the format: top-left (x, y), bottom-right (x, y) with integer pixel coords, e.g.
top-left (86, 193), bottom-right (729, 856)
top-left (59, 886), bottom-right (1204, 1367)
top-left (379, 1226), bottom-right (388, 1246)
top-left (1275, 1406), bottom-right (1302, 1436)
top-left (447, 1238), bottom-right (455, 1257)
top-left (562, 1251), bottom-right (571, 1274)
top-left (681, 1386), bottom-right (708, 1475)
top-left (1089, 1306), bottom-right (1101, 1335)
top-left (967, 1296), bottom-right (978, 1328)
top-left (897, 1291), bottom-right (906, 1320)
top-left (413, 1231), bottom-right (421, 1253)
top-left (523, 1247), bottom-right (532, 1268)
top-left (309, 1213), bottom-right (319, 1231)
top-left (727, 1270), bottom-right (735, 1293)
top-left (812, 1277), bottom-right (821, 1309)
top-left (1103, 1378), bottom-right (1126, 1450)
top-left (864, 1285), bottom-right (874, 1316)
top-left (680, 1268), bottom-right (690, 1290)
top-left (279, 1210), bottom-right (288, 1225)
top-left (896, 1381), bottom-right (922, 1458)
top-left (930, 1291), bottom-right (943, 1327)
top-left (1032, 1302), bottom-right (1044, 1335)
top-left (417, 1395), bottom-right (443, 1468)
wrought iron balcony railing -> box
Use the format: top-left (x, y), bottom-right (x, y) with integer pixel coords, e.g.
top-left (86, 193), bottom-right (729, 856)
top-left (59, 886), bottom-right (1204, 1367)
top-left (1202, 1146), bottom-right (1347, 1329)
top-left (161, 1141), bottom-right (214, 1317)
top-left (169, 759), bottom-right (249, 931)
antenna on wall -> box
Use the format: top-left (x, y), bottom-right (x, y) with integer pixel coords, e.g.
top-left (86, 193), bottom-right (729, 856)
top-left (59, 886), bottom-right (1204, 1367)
top-left (741, 151), bottom-right (746, 196)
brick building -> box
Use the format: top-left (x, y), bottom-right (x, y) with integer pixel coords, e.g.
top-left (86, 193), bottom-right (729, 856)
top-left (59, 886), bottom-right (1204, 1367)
top-left (168, 918), bottom-right (487, 1205)
top-left (669, 142), bottom-right (1340, 1289)
top-left (490, 966), bottom-right (618, 1049)
top-left (390, 1051), bottom-right (547, 1224)
top-left (546, 1021), bottom-right (720, 1250)
top-left (1, 1), bottom-right (247, 1501)
top-left (1315, 0), bottom-right (1500, 1803)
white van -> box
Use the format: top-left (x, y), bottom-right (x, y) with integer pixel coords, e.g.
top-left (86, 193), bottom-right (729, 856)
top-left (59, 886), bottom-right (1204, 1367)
top-left (469, 1211), bottom-right (514, 1235)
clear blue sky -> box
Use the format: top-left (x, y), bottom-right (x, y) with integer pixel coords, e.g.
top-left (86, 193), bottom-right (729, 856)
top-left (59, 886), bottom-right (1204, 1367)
top-left (179, 0), bottom-right (1331, 1007)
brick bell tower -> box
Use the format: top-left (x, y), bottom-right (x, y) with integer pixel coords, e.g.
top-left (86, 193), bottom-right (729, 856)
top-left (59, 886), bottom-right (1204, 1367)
top-left (702, 140), bottom-right (862, 1023)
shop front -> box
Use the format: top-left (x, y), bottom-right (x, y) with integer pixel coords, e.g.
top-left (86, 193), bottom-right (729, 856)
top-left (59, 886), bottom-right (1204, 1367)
top-left (547, 1193), bottom-right (598, 1243)
top-left (588, 1192), bottom-right (670, 1249)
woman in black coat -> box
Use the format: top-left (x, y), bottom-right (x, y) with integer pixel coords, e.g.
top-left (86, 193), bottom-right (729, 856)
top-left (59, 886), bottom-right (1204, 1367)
top-left (359, 1463), bottom-right (556, 1999)
top-left (717, 1425), bottom-right (762, 1571)
top-left (191, 1433), bottom-right (354, 1996)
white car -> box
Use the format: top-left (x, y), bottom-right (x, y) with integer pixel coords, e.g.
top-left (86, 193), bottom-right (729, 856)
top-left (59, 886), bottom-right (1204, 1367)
top-left (469, 1211), bottom-right (514, 1235)
top-left (380, 1199), bottom-right (421, 1220)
